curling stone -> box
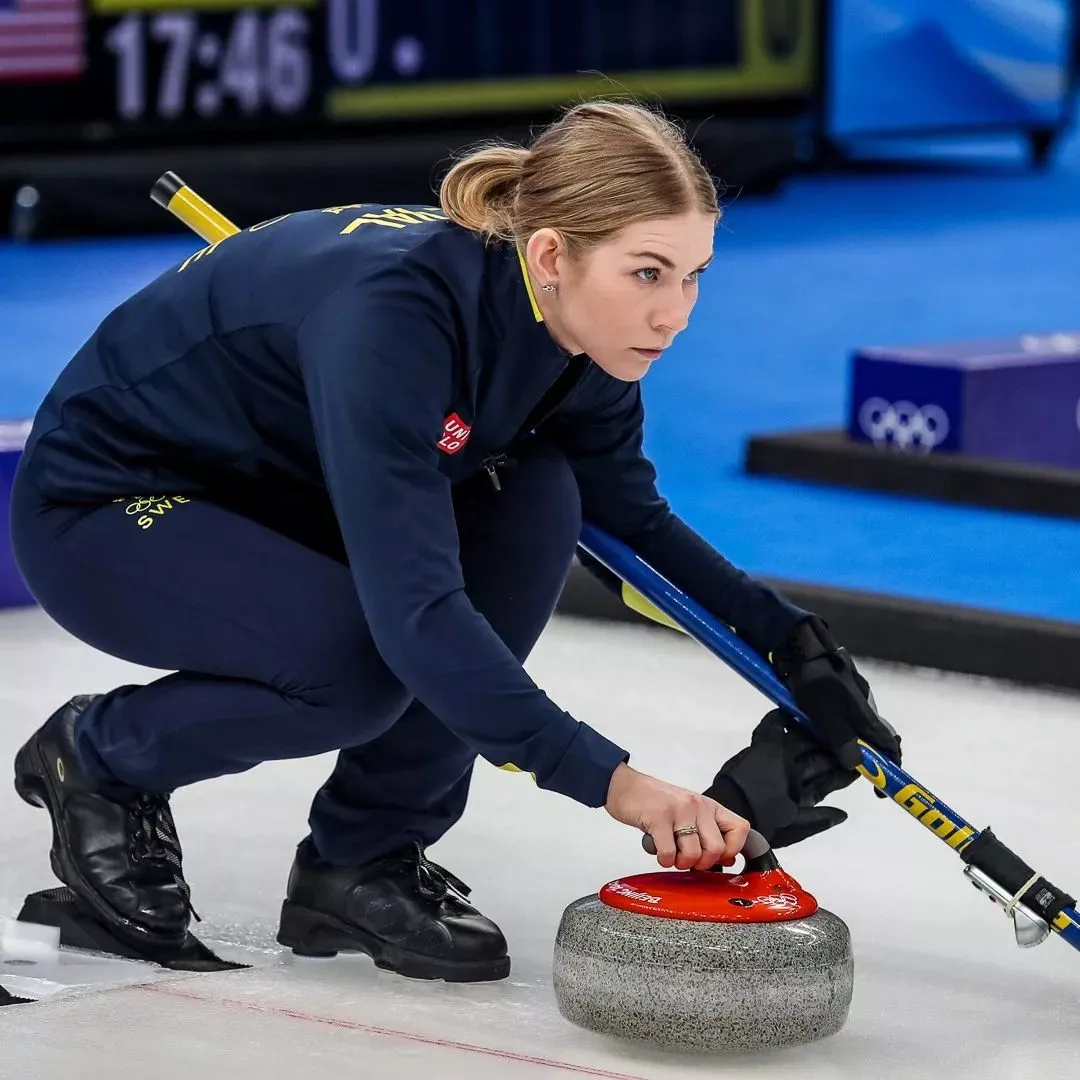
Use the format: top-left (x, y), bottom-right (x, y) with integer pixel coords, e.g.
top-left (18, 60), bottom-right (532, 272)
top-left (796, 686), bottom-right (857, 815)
top-left (552, 831), bottom-right (853, 1053)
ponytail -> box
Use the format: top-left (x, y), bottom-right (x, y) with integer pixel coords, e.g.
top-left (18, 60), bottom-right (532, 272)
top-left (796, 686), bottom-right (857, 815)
top-left (438, 144), bottom-right (529, 242)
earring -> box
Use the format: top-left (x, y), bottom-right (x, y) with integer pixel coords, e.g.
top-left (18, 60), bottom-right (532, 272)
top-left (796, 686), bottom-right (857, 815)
top-left (541, 283), bottom-right (557, 293)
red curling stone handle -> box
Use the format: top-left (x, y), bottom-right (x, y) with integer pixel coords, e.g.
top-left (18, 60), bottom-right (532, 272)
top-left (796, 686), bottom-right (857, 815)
top-left (641, 828), bottom-right (780, 873)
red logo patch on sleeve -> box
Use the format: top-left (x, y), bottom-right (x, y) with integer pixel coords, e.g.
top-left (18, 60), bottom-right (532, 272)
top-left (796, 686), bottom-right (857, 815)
top-left (438, 413), bottom-right (472, 455)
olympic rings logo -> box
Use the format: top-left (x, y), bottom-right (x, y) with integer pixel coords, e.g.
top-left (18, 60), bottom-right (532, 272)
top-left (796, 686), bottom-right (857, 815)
top-left (857, 398), bottom-right (950, 452)
top-left (124, 496), bottom-right (167, 514)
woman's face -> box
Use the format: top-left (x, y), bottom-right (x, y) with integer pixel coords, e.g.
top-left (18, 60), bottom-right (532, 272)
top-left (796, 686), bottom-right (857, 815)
top-left (527, 211), bottom-right (716, 381)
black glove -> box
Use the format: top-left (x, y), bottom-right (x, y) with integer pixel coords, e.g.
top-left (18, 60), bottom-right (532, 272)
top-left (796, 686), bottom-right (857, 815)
top-left (704, 709), bottom-right (859, 848)
top-left (772, 615), bottom-right (901, 772)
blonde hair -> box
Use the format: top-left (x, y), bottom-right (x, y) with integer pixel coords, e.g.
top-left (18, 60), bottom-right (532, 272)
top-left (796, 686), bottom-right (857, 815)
top-left (438, 100), bottom-right (720, 257)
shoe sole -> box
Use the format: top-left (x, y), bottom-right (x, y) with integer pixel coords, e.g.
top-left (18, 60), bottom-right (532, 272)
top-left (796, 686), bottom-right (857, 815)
top-left (276, 899), bottom-right (511, 983)
top-left (13, 733), bottom-right (188, 954)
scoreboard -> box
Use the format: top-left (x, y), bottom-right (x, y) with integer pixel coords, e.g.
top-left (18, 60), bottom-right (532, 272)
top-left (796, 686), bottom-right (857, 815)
top-left (0, 0), bottom-right (821, 147)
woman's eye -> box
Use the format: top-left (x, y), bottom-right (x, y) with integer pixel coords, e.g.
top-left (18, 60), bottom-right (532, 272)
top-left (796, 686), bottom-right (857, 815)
top-left (636, 266), bottom-right (706, 284)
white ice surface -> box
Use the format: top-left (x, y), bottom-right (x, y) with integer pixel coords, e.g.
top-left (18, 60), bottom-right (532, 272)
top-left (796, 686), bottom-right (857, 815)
top-left (2, 605), bottom-right (1079, 1079)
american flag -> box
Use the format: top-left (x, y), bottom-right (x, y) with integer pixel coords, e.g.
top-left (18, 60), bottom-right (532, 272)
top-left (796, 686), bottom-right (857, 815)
top-left (0, 0), bottom-right (85, 82)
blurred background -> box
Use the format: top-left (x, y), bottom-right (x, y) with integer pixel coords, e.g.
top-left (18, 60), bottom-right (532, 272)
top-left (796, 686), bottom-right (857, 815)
top-left (3, 0), bottom-right (1080, 691)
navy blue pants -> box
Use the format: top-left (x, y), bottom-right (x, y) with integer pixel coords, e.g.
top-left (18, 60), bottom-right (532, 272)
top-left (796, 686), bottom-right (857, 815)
top-left (10, 439), bottom-right (581, 864)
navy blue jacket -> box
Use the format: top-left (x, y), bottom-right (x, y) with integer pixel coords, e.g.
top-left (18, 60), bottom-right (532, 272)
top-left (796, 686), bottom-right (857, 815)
top-left (18, 204), bottom-right (807, 807)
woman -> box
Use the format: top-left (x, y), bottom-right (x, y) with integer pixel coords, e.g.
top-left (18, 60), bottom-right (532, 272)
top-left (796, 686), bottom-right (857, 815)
top-left (10, 100), bottom-right (900, 982)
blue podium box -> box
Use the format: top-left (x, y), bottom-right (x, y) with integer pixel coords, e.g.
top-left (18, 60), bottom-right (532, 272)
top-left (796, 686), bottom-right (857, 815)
top-left (848, 333), bottom-right (1080, 468)
top-left (1, 420), bottom-right (35, 609)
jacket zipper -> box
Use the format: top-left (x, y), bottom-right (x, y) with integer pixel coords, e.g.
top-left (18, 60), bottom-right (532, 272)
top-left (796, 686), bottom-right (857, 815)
top-left (480, 354), bottom-right (589, 491)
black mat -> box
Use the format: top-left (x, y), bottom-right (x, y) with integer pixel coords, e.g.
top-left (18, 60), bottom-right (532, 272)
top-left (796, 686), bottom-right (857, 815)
top-left (0, 984), bottom-right (33, 1006)
top-left (743, 427), bottom-right (1080, 519)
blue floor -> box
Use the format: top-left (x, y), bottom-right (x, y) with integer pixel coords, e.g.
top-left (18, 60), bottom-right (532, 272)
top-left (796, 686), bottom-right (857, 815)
top-left (4, 124), bottom-right (1080, 624)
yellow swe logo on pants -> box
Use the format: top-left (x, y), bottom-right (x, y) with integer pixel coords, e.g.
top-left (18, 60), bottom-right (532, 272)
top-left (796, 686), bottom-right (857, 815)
top-left (113, 495), bottom-right (192, 530)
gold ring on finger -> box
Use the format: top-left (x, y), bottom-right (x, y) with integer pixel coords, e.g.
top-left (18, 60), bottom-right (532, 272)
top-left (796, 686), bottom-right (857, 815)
top-left (673, 826), bottom-right (698, 837)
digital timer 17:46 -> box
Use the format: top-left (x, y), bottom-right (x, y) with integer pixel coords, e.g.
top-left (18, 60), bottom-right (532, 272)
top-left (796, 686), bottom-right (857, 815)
top-left (103, 0), bottom-right (379, 122)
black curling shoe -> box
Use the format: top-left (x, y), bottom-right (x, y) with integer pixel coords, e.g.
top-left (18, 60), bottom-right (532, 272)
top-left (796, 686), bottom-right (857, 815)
top-left (13, 695), bottom-right (196, 951)
top-left (277, 839), bottom-right (511, 982)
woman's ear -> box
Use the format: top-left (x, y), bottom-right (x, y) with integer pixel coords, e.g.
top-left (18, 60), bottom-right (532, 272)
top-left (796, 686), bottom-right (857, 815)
top-left (525, 228), bottom-right (566, 288)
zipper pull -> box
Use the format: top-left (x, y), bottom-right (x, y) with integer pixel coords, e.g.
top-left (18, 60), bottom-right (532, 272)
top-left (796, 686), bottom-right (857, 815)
top-left (483, 454), bottom-right (506, 491)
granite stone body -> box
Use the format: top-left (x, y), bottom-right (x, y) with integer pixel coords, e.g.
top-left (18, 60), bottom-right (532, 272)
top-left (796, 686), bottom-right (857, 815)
top-left (553, 895), bottom-right (854, 1053)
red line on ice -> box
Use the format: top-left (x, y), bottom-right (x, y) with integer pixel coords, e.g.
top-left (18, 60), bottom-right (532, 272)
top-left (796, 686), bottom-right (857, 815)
top-left (141, 984), bottom-right (654, 1080)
